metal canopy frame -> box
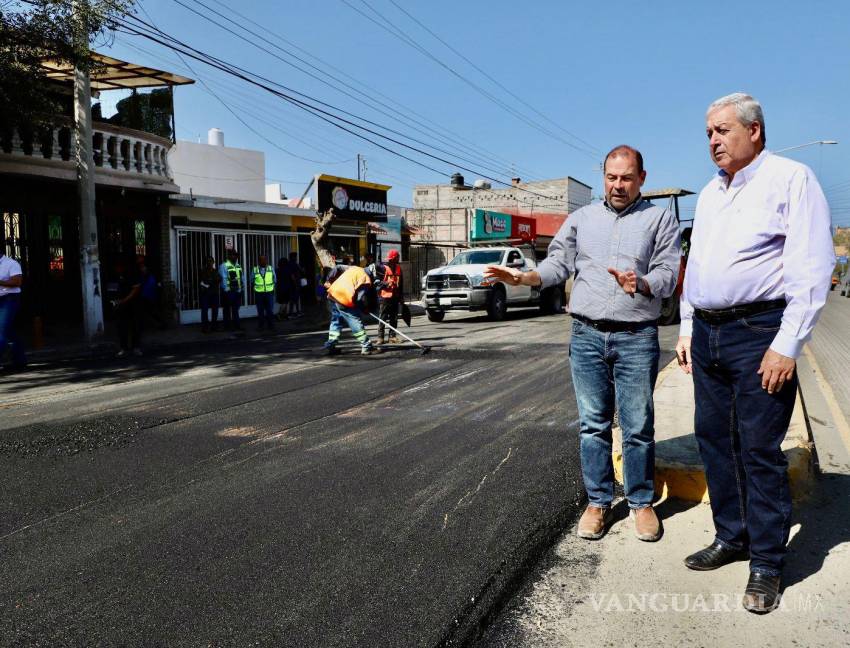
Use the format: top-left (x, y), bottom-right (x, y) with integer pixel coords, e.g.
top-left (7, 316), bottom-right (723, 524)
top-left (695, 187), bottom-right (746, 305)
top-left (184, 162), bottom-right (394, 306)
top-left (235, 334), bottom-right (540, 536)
top-left (642, 187), bottom-right (695, 225)
top-left (40, 52), bottom-right (195, 91)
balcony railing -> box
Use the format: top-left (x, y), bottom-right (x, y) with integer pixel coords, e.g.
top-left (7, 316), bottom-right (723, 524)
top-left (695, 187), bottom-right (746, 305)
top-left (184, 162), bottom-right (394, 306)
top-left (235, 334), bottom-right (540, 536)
top-left (0, 120), bottom-right (175, 186)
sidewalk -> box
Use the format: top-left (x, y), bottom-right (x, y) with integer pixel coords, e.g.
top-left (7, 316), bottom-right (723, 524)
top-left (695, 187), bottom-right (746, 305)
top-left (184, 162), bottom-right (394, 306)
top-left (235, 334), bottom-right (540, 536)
top-left (5, 301), bottom-right (430, 367)
top-left (8, 309), bottom-right (332, 366)
top-left (484, 297), bottom-right (850, 645)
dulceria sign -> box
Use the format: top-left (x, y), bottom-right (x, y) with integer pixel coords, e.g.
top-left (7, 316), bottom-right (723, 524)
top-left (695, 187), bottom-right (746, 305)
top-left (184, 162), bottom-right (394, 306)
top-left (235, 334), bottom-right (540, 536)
top-left (315, 174), bottom-right (391, 222)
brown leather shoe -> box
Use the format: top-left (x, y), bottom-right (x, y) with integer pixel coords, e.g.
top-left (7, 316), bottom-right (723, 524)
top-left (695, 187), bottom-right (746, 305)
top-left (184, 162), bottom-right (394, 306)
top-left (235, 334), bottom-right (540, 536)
top-left (632, 506), bottom-right (662, 542)
top-left (577, 505), bottom-right (612, 540)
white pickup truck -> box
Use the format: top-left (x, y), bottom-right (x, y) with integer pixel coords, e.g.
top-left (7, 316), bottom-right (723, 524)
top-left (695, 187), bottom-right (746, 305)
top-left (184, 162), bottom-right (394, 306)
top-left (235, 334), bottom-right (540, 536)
top-left (420, 246), bottom-right (565, 322)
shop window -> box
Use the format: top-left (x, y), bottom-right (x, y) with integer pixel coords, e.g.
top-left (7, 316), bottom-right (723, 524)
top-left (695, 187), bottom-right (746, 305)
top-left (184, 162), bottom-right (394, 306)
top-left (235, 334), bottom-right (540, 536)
top-left (48, 214), bottom-right (64, 278)
top-left (2, 211), bottom-right (22, 259)
top-left (134, 219), bottom-right (146, 256)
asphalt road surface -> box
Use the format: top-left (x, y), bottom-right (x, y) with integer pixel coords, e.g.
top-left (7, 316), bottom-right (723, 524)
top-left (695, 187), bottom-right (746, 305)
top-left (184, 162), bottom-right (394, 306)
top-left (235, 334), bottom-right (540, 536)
top-left (0, 309), bottom-right (677, 647)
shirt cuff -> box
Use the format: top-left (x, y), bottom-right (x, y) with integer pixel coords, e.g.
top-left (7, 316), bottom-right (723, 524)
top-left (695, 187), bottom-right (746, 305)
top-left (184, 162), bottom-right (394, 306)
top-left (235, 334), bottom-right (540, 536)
top-left (679, 318), bottom-right (693, 337)
top-left (641, 274), bottom-right (660, 300)
top-left (769, 331), bottom-right (805, 359)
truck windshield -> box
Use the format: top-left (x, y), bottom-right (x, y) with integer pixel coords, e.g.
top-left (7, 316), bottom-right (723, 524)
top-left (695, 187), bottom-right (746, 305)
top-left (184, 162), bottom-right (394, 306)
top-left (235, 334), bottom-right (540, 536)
top-left (448, 251), bottom-right (503, 266)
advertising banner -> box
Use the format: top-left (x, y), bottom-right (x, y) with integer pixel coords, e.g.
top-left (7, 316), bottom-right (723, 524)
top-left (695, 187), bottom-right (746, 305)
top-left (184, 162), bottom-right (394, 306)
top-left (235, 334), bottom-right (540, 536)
top-left (315, 174), bottom-right (390, 222)
top-left (470, 209), bottom-right (511, 240)
top-left (510, 215), bottom-right (536, 242)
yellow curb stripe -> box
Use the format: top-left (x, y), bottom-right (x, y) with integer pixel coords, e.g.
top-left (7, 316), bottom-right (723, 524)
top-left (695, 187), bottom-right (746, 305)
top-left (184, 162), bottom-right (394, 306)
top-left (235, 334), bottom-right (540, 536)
top-left (802, 345), bottom-right (850, 456)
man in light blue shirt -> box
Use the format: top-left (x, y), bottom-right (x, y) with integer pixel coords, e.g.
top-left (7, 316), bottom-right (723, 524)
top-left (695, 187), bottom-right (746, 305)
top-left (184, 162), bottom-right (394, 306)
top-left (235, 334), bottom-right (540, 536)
top-left (219, 249), bottom-right (243, 332)
top-left (486, 145), bottom-right (680, 543)
top-left (676, 93), bottom-right (834, 613)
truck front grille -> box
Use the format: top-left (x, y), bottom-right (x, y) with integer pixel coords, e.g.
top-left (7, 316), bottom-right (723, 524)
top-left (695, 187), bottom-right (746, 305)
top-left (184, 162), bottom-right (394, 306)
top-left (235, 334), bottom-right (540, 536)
top-left (427, 274), bottom-right (470, 290)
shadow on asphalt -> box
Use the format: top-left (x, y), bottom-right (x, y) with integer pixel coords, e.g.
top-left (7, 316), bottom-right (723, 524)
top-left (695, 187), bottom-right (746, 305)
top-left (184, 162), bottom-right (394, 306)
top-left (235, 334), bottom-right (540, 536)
top-left (0, 331), bottom-right (333, 394)
top-left (783, 472), bottom-right (850, 590)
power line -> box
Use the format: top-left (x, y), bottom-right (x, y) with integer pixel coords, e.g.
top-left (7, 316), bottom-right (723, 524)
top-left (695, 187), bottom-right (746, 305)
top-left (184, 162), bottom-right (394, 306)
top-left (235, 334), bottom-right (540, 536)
top-left (198, 0), bottom-right (544, 181)
top-left (115, 12), bottom-right (584, 207)
top-left (134, 4), bottom-right (353, 166)
top-left (118, 34), bottom-right (439, 190)
top-left (385, 0), bottom-right (600, 155)
top-left (171, 0), bottom-right (537, 182)
top-left (342, 0), bottom-right (598, 158)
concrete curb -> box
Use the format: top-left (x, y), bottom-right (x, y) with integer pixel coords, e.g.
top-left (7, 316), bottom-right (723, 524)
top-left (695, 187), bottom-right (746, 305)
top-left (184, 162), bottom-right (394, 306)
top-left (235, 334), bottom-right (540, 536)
top-left (612, 359), bottom-right (816, 503)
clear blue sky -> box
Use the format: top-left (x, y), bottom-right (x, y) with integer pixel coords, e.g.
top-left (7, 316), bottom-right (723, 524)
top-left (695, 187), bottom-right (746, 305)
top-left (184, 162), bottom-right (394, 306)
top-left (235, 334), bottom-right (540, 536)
top-left (104, 0), bottom-right (850, 223)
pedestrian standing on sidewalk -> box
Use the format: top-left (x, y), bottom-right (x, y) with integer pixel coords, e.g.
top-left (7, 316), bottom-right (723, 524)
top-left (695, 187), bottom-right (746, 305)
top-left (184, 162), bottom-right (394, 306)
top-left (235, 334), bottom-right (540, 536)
top-left (252, 254), bottom-right (276, 332)
top-left (675, 93), bottom-right (835, 613)
top-left (219, 249), bottom-right (243, 331)
top-left (276, 255), bottom-right (290, 320)
top-left (322, 261), bottom-right (378, 356)
top-left (136, 256), bottom-right (166, 331)
top-left (485, 145), bottom-right (680, 543)
top-left (375, 249), bottom-right (404, 345)
top-left (285, 252), bottom-right (303, 318)
top-left (0, 247), bottom-right (27, 371)
top-left (110, 258), bottom-right (143, 358)
top-left (199, 256), bottom-right (221, 333)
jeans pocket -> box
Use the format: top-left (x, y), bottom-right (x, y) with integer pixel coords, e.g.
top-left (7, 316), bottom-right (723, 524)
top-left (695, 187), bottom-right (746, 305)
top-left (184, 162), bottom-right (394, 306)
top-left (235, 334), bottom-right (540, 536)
top-left (626, 325), bottom-right (658, 338)
top-left (741, 311), bottom-right (782, 333)
top-left (571, 320), bottom-right (585, 335)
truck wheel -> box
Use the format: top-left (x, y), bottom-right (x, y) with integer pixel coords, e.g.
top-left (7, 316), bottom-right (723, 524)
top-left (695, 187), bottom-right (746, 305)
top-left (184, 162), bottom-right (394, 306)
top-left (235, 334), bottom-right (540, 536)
top-left (487, 285), bottom-right (507, 321)
top-left (659, 297), bottom-right (680, 325)
top-left (426, 309), bottom-right (445, 322)
top-left (539, 286), bottom-right (564, 315)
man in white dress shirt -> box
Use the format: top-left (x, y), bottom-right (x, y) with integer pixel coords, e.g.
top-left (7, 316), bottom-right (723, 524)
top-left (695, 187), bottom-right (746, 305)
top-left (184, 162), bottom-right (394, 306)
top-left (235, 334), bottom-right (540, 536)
top-left (675, 93), bottom-right (835, 613)
top-left (0, 247), bottom-right (27, 371)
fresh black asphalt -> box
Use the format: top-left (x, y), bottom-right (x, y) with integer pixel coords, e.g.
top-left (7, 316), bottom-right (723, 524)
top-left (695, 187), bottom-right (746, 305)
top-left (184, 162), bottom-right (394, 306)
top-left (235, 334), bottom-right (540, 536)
top-left (0, 313), bottom-right (678, 646)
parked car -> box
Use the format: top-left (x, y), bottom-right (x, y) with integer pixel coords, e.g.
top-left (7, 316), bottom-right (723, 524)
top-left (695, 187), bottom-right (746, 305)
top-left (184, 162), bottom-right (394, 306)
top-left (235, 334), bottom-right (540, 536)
top-left (840, 272), bottom-right (850, 297)
top-left (420, 246), bottom-right (565, 322)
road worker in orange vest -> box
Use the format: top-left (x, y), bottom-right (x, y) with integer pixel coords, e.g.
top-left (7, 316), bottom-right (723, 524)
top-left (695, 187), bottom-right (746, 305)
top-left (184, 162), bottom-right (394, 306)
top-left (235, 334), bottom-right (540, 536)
top-left (375, 249), bottom-right (404, 345)
top-left (322, 260), bottom-right (379, 356)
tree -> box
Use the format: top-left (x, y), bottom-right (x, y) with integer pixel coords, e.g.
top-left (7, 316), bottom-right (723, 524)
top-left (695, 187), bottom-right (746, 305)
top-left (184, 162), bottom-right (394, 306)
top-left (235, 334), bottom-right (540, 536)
top-left (0, 0), bottom-right (135, 130)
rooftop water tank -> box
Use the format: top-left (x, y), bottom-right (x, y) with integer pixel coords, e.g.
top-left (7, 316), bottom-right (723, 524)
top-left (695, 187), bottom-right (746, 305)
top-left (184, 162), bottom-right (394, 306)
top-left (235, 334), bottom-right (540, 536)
top-left (208, 128), bottom-right (224, 147)
top-left (450, 172), bottom-right (465, 188)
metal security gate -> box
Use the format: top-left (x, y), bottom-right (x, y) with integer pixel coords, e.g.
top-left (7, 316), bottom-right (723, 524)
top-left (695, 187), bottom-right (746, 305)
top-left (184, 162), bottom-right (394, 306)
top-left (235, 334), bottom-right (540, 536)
top-left (407, 243), bottom-right (466, 300)
top-left (175, 227), bottom-right (295, 323)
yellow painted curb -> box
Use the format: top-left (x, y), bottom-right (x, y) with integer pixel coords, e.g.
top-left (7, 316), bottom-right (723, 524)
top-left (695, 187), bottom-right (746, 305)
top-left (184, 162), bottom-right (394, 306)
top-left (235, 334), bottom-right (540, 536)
top-left (613, 393), bottom-right (814, 504)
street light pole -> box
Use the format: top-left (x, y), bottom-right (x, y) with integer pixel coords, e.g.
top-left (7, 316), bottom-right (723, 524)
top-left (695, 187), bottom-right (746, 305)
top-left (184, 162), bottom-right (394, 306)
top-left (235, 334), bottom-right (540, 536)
top-left (774, 140), bottom-right (838, 153)
top-left (73, 0), bottom-right (104, 341)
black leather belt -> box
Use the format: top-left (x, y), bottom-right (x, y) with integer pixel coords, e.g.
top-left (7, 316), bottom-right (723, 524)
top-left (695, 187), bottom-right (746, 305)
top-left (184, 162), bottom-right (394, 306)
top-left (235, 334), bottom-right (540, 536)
top-left (572, 314), bottom-right (658, 333)
top-left (694, 299), bottom-right (786, 325)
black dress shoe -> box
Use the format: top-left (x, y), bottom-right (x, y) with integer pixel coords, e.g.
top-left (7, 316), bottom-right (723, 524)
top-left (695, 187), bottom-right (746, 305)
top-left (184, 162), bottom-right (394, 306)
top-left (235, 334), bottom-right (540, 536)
top-left (684, 540), bottom-right (749, 571)
top-left (742, 572), bottom-right (782, 614)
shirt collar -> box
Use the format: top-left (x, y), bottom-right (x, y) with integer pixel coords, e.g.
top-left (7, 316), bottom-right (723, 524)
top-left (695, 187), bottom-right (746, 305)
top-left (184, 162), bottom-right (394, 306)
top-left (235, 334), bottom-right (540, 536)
top-left (717, 149), bottom-right (770, 189)
top-left (603, 194), bottom-right (644, 216)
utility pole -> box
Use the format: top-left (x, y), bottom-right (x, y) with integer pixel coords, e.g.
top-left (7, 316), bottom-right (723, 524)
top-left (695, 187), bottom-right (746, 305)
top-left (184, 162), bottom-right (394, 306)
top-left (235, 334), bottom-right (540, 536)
top-left (73, 0), bottom-right (104, 340)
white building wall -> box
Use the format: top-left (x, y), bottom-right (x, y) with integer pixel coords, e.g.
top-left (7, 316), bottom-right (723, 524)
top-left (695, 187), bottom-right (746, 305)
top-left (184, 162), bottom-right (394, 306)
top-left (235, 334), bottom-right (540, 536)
top-left (169, 140), bottom-right (266, 202)
top-left (411, 176), bottom-right (591, 214)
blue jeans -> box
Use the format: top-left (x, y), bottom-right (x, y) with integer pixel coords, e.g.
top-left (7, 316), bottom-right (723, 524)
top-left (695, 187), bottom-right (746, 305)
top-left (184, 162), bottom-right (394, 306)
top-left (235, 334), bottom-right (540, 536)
top-left (0, 294), bottom-right (27, 367)
top-left (325, 301), bottom-right (372, 349)
top-left (569, 319), bottom-right (660, 509)
top-left (692, 308), bottom-right (795, 577)
top-left (254, 291), bottom-right (275, 328)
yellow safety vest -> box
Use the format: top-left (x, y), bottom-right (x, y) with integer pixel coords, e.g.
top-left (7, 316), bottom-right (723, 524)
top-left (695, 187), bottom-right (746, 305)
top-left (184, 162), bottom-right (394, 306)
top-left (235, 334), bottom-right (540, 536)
top-left (253, 265), bottom-right (275, 293)
top-left (224, 260), bottom-right (242, 292)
